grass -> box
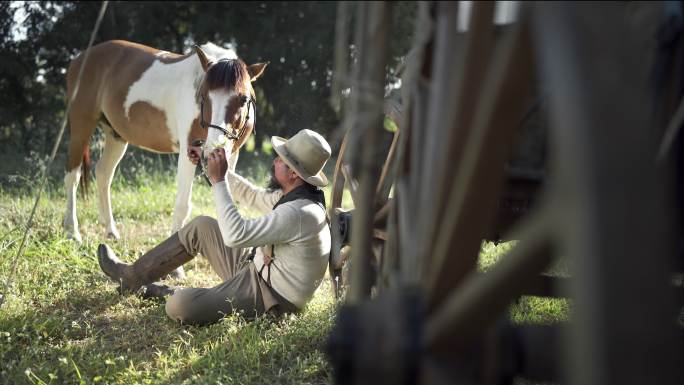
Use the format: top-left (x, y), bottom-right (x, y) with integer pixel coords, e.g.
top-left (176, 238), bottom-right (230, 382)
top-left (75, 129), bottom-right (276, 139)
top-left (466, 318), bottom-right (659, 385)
top-left (480, 241), bottom-right (570, 325)
top-left (0, 160), bottom-right (339, 385)
top-left (0, 151), bottom-right (567, 384)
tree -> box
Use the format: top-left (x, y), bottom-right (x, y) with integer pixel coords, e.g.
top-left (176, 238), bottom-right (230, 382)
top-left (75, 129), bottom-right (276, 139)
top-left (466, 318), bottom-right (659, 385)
top-left (0, 1), bottom-right (416, 185)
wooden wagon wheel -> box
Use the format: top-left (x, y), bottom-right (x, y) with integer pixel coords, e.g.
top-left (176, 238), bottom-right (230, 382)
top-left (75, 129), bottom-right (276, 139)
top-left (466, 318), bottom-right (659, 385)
top-left (326, 3), bottom-right (682, 385)
top-left (328, 112), bottom-right (401, 298)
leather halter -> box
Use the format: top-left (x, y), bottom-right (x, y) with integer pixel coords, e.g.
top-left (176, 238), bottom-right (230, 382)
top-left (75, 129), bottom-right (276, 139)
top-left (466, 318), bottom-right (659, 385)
top-left (200, 94), bottom-right (255, 141)
top-left (194, 96), bottom-right (254, 185)
top-left (194, 58), bottom-right (257, 184)
top-left (199, 57), bottom-right (256, 141)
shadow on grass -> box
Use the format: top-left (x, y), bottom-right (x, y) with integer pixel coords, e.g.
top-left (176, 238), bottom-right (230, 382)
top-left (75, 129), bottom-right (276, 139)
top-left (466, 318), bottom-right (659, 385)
top-left (162, 306), bottom-right (335, 385)
top-left (1, 283), bottom-right (180, 383)
top-left (1, 278), bottom-right (336, 384)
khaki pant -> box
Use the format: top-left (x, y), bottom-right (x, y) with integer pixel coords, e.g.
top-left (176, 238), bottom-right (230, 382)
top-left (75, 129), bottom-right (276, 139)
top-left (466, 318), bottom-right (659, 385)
top-left (165, 216), bottom-right (298, 325)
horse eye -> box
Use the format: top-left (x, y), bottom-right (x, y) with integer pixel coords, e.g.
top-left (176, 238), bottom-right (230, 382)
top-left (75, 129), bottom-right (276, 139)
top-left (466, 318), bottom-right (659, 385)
top-left (240, 95), bottom-right (248, 106)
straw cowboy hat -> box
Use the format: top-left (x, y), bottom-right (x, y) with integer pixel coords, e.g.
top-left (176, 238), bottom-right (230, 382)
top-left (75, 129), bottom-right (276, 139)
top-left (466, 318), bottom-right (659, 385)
top-left (271, 129), bottom-right (331, 187)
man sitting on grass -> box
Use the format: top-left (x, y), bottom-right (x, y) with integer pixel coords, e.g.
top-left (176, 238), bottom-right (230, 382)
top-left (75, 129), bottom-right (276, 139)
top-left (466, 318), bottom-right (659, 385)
top-left (97, 129), bottom-right (332, 325)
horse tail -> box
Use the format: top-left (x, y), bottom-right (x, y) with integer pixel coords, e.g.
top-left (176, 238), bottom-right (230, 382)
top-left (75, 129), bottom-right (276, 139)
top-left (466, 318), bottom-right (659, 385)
top-left (79, 144), bottom-right (90, 197)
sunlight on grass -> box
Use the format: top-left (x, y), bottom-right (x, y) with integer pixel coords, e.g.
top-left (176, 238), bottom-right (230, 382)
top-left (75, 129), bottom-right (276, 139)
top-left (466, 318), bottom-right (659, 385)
top-left (480, 241), bottom-right (570, 324)
top-left (0, 162), bottom-right (568, 384)
top-left (0, 172), bottom-right (338, 384)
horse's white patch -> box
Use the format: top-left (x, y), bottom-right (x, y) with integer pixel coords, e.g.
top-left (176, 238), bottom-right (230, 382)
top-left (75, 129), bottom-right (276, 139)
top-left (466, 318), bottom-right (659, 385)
top-left (123, 44), bottom-right (239, 148)
top-left (247, 99), bottom-right (255, 127)
top-left (123, 57), bottom-right (201, 145)
top-left (205, 90), bottom-right (237, 156)
top-left (209, 90), bottom-right (231, 124)
top-left (199, 42), bottom-right (237, 62)
top-left (204, 88), bottom-right (255, 155)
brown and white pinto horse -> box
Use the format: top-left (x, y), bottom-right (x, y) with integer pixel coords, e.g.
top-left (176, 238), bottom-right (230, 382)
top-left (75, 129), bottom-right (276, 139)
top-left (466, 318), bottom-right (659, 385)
top-left (64, 40), bottom-right (266, 244)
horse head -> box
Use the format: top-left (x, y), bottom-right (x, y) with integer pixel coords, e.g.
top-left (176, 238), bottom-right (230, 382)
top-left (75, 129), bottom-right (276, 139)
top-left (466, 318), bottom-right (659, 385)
top-left (194, 44), bottom-right (267, 159)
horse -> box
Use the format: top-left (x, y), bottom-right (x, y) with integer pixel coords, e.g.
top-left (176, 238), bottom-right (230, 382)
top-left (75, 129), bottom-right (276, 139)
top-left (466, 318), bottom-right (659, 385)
top-left (63, 40), bottom-right (266, 250)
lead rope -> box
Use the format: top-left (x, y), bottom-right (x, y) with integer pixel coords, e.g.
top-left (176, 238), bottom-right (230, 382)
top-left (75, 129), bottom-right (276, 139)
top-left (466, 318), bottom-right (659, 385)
top-left (0, 1), bottom-right (110, 310)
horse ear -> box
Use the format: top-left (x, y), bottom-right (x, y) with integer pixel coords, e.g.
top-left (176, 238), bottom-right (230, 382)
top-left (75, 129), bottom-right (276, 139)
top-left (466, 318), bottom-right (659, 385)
top-left (247, 62), bottom-right (269, 82)
top-left (194, 45), bottom-right (211, 71)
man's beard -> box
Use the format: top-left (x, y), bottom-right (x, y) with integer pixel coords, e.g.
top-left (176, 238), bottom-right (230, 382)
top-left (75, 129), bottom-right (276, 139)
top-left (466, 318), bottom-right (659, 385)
top-left (267, 163), bottom-right (282, 190)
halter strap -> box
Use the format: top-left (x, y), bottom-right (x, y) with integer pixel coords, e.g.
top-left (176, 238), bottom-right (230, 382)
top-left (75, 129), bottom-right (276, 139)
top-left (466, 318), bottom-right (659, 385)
top-left (199, 95), bottom-right (255, 141)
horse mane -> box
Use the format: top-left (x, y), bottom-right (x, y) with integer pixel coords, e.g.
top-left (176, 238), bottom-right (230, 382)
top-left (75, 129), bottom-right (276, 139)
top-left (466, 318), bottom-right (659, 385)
top-left (204, 59), bottom-right (249, 94)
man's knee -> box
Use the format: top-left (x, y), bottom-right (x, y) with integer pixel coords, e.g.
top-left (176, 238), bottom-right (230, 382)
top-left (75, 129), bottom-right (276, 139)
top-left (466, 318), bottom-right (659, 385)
top-left (165, 288), bottom-right (222, 325)
top-left (166, 289), bottom-right (196, 324)
top-left (165, 291), bottom-right (183, 321)
top-left (178, 216), bottom-right (219, 254)
top-left (187, 215), bottom-right (218, 232)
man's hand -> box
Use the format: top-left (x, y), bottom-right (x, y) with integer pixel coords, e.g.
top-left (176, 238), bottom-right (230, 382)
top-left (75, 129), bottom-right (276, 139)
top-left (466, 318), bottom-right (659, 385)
top-left (207, 147), bottom-right (228, 184)
top-left (187, 145), bottom-right (202, 166)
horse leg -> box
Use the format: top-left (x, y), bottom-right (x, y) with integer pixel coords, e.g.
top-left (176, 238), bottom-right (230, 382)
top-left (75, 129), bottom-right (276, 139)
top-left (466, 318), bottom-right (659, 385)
top-left (96, 129), bottom-right (128, 239)
top-left (64, 165), bottom-right (82, 243)
top-left (168, 147), bottom-right (196, 279)
top-left (172, 148), bottom-right (196, 231)
top-left (63, 114), bottom-right (97, 244)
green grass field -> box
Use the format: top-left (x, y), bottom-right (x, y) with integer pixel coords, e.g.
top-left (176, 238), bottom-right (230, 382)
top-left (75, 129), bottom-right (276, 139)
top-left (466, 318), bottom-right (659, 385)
top-left (0, 157), bottom-right (568, 384)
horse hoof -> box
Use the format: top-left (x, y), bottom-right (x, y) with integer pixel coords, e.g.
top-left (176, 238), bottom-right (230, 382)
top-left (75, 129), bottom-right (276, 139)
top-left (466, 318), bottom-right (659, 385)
top-left (67, 232), bottom-right (83, 244)
top-left (106, 229), bottom-right (121, 240)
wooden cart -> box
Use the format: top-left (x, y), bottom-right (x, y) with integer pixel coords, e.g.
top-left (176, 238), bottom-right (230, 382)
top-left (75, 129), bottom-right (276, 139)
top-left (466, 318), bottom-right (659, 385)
top-left (325, 2), bottom-right (684, 385)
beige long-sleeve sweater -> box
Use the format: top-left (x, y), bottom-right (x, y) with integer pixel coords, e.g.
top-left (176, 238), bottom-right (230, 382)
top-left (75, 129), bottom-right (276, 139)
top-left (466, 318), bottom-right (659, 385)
top-left (212, 171), bottom-right (330, 309)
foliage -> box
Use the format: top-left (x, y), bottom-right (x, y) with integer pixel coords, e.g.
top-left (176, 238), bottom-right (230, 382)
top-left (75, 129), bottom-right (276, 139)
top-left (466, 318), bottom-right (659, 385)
top-left (0, 1), bottom-right (417, 188)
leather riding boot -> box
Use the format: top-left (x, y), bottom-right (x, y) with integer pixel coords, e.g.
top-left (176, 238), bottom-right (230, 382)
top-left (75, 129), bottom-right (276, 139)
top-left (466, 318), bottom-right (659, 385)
top-left (98, 233), bottom-right (193, 292)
